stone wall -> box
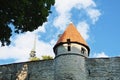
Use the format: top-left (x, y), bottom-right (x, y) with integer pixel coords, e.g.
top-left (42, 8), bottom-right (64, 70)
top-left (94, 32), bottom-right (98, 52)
top-left (0, 57), bottom-right (120, 80)
top-left (0, 60), bottom-right (54, 80)
top-left (86, 57), bottom-right (120, 80)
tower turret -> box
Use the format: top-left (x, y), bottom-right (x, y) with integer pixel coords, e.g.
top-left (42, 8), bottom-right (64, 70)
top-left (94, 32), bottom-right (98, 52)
top-left (53, 23), bottom-right (90, 80)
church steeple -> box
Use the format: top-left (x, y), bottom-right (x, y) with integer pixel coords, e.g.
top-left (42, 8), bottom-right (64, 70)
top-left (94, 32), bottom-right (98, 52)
top-left (29, 35), bottom-right (40, 61)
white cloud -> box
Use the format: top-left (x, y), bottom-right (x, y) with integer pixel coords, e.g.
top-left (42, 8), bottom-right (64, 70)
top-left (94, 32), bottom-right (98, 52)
top-left (53, 0), bottom-right (101, 41)
top-left (77, 21), bottom-right (89, 40)
top-left (54, 14), bottom-right (71, 30)
top-left (86, 8), bottom-right (101, 24)
top-left (34, 22), bottom-right (46, 33)
top-left (0, 32), bottom-right (55, 63)
top-left (55, 0), bottom-right (96, 14)
top-left (0, 21), bottom-right (56, 64)
top-left (93, 52), bottom-right (109, 58)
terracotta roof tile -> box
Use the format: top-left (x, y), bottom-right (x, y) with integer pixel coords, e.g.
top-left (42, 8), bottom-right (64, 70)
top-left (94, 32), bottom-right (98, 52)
top-left (56, 23), bottom-right (88, 46)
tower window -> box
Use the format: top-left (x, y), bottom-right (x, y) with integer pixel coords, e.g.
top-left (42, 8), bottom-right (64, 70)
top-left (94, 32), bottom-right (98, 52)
top-left (81, 47), bottom-right (86, 54)
top-left (67, 39), bottom-right (70, 44)
top-left (67, 39), bottom-right (71, 51)
top-left (68, 45), bottom-right (71, 51)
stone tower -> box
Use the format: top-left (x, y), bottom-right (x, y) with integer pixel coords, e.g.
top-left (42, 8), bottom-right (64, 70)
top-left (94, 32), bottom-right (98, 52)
top-left (53, 23), bottom-right (90, 80)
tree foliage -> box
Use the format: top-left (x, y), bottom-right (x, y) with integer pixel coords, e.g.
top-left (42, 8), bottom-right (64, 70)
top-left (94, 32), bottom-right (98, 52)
top-left (29, 57), bottom-right (40, 61)
top-left (0, 0), bottom-right (55, 46)
top-left (29, 55), bottom-right (53, 61)
top-left (42, 55), bottom-right (53, 60)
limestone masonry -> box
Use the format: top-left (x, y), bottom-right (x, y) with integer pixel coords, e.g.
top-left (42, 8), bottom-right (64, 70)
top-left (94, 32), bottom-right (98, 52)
top-left (0, 23), bottom-right (120, 80)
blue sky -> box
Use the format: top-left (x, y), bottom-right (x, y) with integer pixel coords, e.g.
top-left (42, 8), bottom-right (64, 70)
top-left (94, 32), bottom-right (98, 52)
top-left (0, 0), bottom-right (120, 65)
top-left (89, 0), bottom-right (120, 57)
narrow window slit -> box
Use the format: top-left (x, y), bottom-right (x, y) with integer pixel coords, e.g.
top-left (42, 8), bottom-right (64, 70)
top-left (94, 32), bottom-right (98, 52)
top-left (68, 45), bottom-right (71, 51)
top-left (67, 39), bottom-right (71, 51)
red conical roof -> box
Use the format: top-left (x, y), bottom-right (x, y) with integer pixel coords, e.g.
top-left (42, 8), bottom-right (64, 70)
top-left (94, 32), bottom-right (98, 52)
top-left (53, 23), bottom-right (90, 54)
top-left (56, 23), bottom-right (88, 46)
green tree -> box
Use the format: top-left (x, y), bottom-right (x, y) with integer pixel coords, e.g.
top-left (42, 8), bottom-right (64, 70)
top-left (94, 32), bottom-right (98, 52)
top-left (0, 0), bottom-right (55, 46)
top-left (42, 55), bottom-right (53, 60)
top-left (29, 57), bottom-right (40, 61)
